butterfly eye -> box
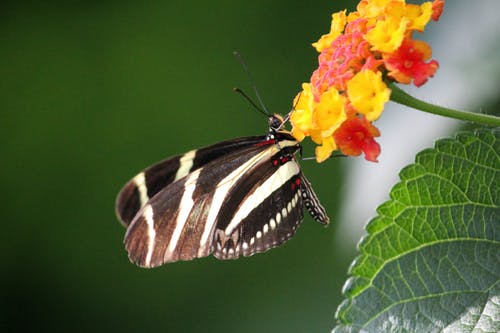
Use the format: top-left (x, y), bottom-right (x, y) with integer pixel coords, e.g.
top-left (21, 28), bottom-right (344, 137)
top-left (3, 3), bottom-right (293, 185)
top-left (268, 114), bottom-right (283, 131)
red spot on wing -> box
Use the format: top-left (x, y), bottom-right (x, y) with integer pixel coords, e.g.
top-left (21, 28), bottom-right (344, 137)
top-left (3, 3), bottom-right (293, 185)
top-left (291, 176), bottom-right (301, 191)
top-left (255, 139), bottom-right (275, 147)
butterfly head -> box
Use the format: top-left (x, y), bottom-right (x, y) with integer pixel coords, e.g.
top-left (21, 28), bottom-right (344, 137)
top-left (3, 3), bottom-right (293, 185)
top-left (268, 114), bottom-right (285, 132)
top-left (265, 114), bottom-right (301, 159)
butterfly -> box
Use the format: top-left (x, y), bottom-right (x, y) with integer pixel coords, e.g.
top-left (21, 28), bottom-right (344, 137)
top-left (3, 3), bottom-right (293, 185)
top-left (115, 114), bottom-right (329, 268)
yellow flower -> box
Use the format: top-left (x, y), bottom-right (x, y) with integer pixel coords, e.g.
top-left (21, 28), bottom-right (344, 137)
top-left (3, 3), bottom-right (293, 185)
top-left (310, 129), bottom-right (324, 145)
top-left (357, 0), bottom-right (402, 19)
top-left (290, 109), bottom-right (311, 142)
top-left (346, 11), bottom-right (360, 23)
top-left (405, 2), bottom-right (432, 31)
top-left (312, 10), bottom-right (347, 52)
top-left (315, 135), bottom-right (337, 163)
top-left (366, 16), bottom-right (408, 53)
top-left (347, 70), bottom-right (391, 121)
top-left (290, 83), bottom-right (315, 141)
top-left (313, 87), bottom-right (347, 137)
top-left (384, 1), bottom-right (406, 21)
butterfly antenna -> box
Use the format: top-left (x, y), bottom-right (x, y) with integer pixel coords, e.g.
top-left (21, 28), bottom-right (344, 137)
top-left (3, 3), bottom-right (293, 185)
top-left (233, 51), bottom-right (270, 116)
top-left (233, 87), bottom-right (268, 118)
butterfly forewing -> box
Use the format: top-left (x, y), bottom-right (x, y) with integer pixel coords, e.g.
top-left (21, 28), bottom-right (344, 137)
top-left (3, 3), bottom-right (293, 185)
top-left (116, 136), bottom-right (266, 227)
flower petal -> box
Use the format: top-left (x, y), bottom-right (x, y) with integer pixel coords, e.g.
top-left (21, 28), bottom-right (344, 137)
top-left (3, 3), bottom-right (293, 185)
top-left (333, 115), bottom-right (381, 162)
top-left (347, 70), bottom-right (390, 121)
top-left (312, 10), bottom-right (347, 52)
top-left (315, 135), bottom-right (337, 163)
top-left (313, 87), bottom-right (347, 136)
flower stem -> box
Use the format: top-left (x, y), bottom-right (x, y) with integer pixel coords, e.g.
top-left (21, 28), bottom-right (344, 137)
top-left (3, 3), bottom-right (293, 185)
top-left (388, 83), bottom-right (500, 127)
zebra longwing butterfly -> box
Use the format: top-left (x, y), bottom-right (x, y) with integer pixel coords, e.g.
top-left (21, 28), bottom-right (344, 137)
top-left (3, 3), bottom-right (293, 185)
top-left (115, 114), bottom-right (329, 268)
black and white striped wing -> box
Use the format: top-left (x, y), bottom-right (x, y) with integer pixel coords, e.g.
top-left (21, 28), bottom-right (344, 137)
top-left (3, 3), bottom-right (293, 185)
top-left (213, 169), bottom-right (329, 259)
top-left (122, 132), bottom-right (329, 268)
top-left (213, 158), bottom-right (307, 259)
top-left (116, 136), bottom-right (266, 227)
top-left (124, 141), bottom-right (284, 267)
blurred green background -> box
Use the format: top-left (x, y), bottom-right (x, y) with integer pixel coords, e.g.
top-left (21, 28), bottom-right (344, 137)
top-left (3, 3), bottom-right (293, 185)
top-left (1, 1), bottom-right (357, 332)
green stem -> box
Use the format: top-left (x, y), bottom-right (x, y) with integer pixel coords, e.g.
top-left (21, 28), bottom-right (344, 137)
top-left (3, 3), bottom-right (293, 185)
top-left (388, 83), bottom-right (500, 127)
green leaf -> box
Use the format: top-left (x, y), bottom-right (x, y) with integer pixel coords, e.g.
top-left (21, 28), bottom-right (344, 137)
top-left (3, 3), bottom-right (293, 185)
top-left (333, 128), bottom-right (500, 333)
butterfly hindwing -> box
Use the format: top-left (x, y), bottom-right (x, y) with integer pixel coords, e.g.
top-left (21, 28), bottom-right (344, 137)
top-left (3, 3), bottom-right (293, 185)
top-left (214, 157), bottom-right (305, 259)
top-left (299, 174), bottom-right (329, 225)
top-left (212, 159), bottom-right (329, 259)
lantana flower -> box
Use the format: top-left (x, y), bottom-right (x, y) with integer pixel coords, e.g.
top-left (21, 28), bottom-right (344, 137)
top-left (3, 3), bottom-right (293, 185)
top-left (290, 0), bottom-right (445, 162)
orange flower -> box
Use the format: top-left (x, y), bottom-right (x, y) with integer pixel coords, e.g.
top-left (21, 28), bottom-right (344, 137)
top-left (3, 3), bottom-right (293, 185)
top-left (384, 38), bottom-right (439, 86)
top-left (333, 115), bottom-right (381, 162)
top-left (431, 0), bottom-right (444, 21)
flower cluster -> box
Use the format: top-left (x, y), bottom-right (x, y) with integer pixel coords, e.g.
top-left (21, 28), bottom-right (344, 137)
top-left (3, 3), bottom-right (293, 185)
top-left (290, 0), bottom-right (444, 162)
